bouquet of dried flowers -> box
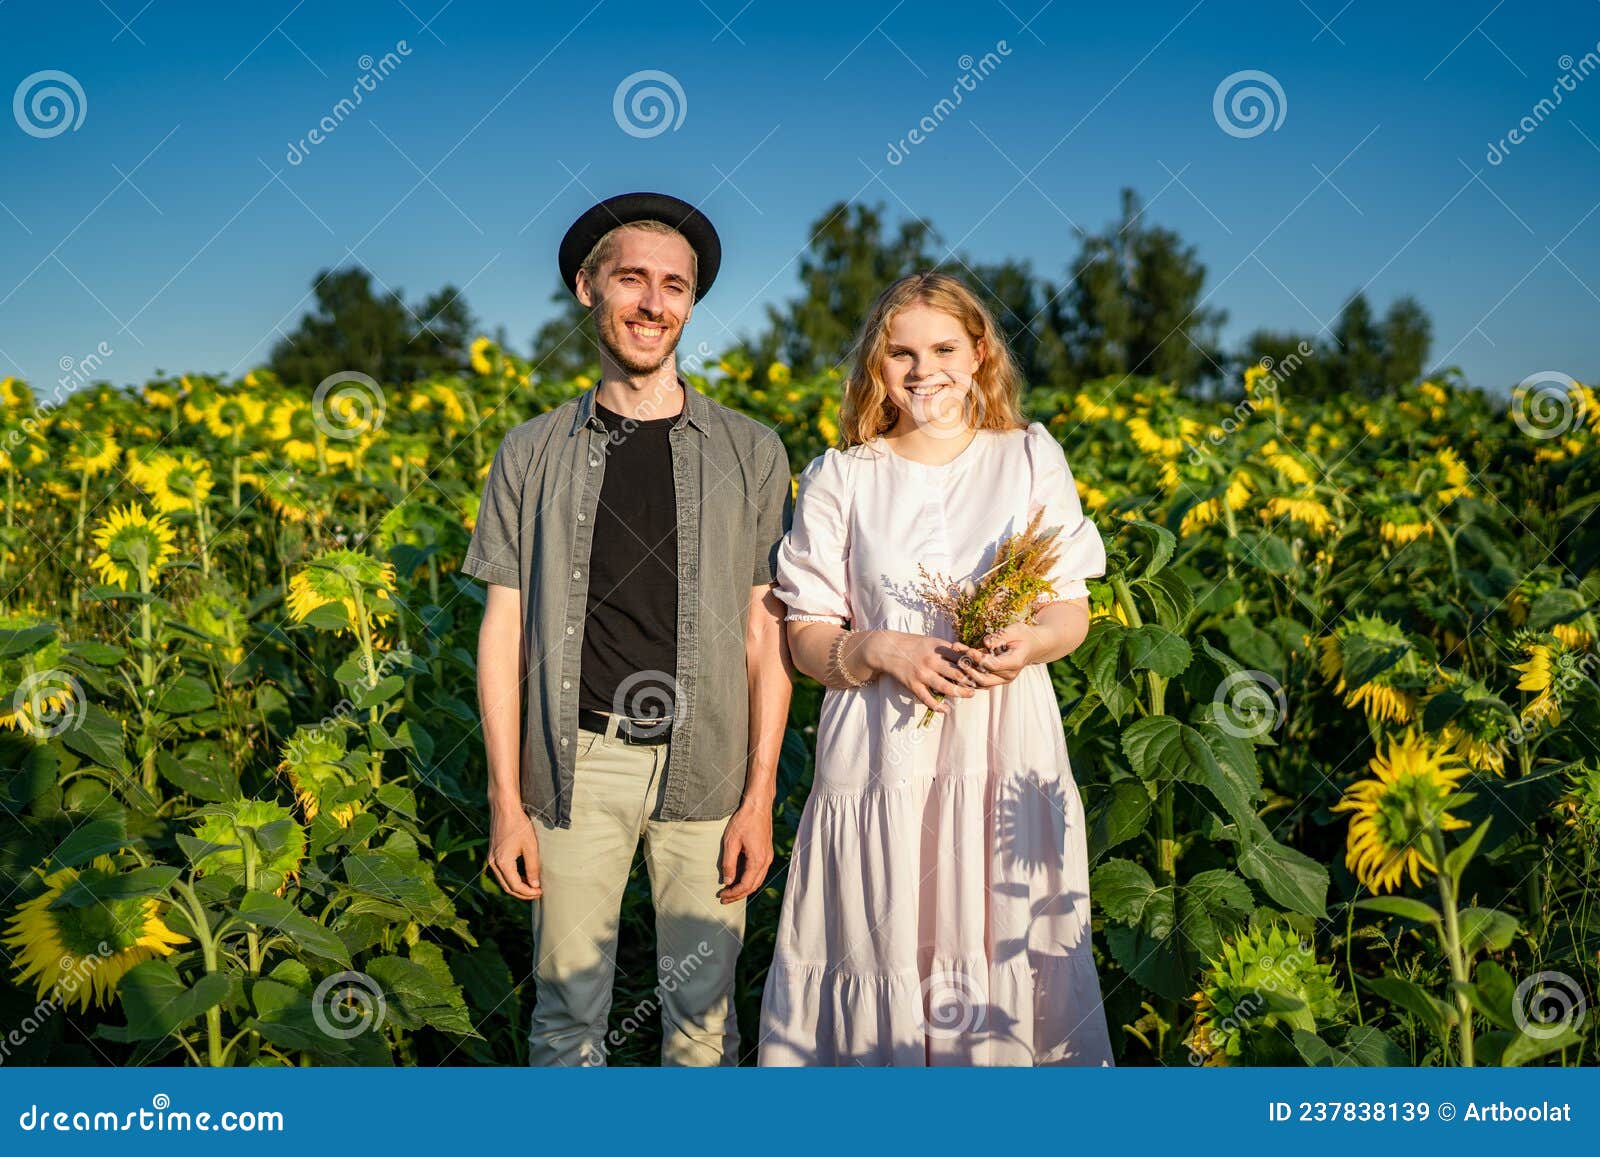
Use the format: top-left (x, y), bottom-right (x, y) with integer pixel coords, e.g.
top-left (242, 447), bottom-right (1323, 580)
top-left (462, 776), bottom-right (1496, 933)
top-left (912, 507), bottom-right (1064, 727)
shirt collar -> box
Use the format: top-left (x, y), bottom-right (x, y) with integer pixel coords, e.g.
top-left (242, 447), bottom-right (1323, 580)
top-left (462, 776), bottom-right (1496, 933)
top-left (575, 373), bottom-right (708, 435)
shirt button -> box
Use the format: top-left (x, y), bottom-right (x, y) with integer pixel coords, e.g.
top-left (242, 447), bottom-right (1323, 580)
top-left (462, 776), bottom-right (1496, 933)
top-left (566, 625), bottom-right (575, 635)
top-left (572, 570), bottom-right (581, 579)
top-left (589, 458), bottom-right (599, 467)
top-left (562, 680), bottom-right (571, 689)
top-left (559, 737), bottom-right (568, 747)
top-left (577, 513), bottom-right (586, 522)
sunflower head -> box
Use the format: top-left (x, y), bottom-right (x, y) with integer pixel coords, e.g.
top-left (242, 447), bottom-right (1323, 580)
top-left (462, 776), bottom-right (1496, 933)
top-left (182, 579), bottom-right (249, 672)
top-left (286, 548), bottom-right (399, 635)
top-left (0, 613), bottom-right (76, 734)
top-left (1509, 633), bottom-right (1582, 729)
top-left (89, 503), bottom-right (179, 591)
top-left (1187, 915), bottom-right (1346, 1066)
top-left (1318, 614), bottom-right (1425, 726)
top-left (191, 800), bottom-right (307, 896)
top-left (3, 855), bottom-right (188, 1012)
top-left (278, 725), bottom-right (364, 827)
top-left (1332, 729), bottom-right (1472, 893)
top-left (128, 450), bottom-right (215, 514)
top-left (1556, 762), bottom-right (1600, 844)
top-left (1378, 502), bottom-right (1433, 546)
top-left (63, 431), bottom-right (121, 478)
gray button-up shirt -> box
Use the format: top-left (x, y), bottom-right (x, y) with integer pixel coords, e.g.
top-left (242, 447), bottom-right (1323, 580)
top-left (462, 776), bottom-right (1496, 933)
top-left (461, 376), bottom-right (793, 829)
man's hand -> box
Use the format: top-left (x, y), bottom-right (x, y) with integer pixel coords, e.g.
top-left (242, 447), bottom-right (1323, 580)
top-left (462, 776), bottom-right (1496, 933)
top-left (487, 800), bottom-right (543, 900)
top-left (717, 801), bottom-right (774, 904)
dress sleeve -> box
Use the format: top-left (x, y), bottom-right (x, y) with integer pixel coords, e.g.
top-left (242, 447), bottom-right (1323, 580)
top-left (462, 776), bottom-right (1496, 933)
top-left (1023, 421), bottom-right (1106, 604)
top-left (773, 449), bottom-right (852, 625)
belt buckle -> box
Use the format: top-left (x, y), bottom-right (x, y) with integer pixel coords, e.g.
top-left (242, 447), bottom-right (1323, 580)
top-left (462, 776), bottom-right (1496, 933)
top-left (619, 714), bottom-right (671, 744)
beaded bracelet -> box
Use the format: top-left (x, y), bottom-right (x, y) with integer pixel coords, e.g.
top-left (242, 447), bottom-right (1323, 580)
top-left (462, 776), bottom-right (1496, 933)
top-left (827, 627), bottom-right (869, 688)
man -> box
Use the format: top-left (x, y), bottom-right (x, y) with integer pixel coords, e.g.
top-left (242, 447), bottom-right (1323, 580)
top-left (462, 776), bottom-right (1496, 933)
top-left (462, 191), bottom-right (793, 1066)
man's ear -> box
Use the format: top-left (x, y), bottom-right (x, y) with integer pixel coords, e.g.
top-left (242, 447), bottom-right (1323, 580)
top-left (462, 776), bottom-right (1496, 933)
top-left (574, 269), bottom-right (595, 309)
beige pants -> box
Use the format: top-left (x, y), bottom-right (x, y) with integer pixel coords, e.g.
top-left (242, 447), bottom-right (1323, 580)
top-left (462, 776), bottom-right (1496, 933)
top-left (526, 714), bottom-right (746, 1066)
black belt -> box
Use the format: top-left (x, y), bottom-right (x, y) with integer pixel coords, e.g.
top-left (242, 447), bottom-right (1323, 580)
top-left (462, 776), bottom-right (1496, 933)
top-left (577, 707), bottom-right (673, 745)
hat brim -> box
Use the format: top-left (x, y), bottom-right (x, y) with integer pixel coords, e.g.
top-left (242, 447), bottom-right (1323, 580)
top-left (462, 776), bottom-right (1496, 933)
top-left (558, 191), bottom-right (721, 303)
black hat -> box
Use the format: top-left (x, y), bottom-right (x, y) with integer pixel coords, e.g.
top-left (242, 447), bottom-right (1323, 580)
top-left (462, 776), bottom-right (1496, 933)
top-left (558, 191), bottom-right (721, 302)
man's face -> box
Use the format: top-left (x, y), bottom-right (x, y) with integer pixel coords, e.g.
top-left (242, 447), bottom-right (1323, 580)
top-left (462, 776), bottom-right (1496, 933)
top-left (576, 227), bottom-right (696, 376)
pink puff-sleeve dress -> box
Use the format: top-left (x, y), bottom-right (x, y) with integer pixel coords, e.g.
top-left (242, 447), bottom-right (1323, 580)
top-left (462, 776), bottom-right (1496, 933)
top-left (756, 421), bottom-right (1117, 1066)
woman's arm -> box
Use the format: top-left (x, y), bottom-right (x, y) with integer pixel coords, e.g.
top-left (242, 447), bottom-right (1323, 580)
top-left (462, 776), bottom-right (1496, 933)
top-left (786, 620), bottom-right (980, 712)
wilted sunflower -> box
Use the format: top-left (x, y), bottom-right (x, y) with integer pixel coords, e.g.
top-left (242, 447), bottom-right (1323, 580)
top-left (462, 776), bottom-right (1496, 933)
top-left (278, 726), bottom-right (363, 827)
top-left (1332, 729), bottom-right (1471, 893)
top-left (1187, 916), bottom-right (1346, 1066)
top-left (89, 503), bottom-right (178, 591)
top-left (191, 800), bottom-right (307, 896)
top-left (1317, 613), bottom-right (1423, 725)
top-left (286, 548), bottom-right (398, 635)
top-left (3, 855), bottom-right (189, 1012)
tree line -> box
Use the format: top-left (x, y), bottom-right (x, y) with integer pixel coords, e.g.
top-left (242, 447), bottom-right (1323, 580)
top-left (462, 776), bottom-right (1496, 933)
top-left (268, 187), bottom-right (1435, 401)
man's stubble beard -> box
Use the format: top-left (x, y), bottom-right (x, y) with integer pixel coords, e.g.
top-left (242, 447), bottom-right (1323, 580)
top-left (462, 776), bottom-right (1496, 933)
top-left (594, 305), bottom-right (684, 377)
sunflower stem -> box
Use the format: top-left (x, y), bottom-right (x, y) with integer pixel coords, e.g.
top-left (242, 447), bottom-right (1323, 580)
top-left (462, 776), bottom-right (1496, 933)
top-left (1429, 823), bottom-right (1474, 1067)
top-left (172, 879), bottom-right (226, 1067)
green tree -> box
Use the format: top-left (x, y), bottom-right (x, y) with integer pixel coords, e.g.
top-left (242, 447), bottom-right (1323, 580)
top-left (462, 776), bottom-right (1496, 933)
top-left (268, 266), bottom-right (474, 389)
top-left (757, 202), bottom-right (940, 375)
top-left (1379, 294), bottom-right (1432, 394)
top-left (1042, 187), bottom-right (1228, 390)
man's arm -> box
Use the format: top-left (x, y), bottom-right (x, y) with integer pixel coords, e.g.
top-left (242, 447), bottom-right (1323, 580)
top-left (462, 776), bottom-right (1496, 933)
top-left (717, 583), bottom-right (789, 903)
top-left (480, 582), bottom-right (542, 900)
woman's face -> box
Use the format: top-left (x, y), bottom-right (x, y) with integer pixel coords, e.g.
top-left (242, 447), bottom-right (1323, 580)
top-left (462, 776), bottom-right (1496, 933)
top-left (880, 303), bottom-right (984, 437)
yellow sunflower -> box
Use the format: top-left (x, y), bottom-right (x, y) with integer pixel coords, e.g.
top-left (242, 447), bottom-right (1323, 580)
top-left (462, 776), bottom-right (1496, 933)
top-left (1378, 503), bottom-right (1433, 546)
top-left (1317, 614), bottom-right (1421, 725)
top-left (1332, 730), bottom-right (1471, 893)
top-left (89, 503), bottom-right (178, 591)
top-left (1510, 638), bottom-right (1577, 728)
top-left (63, 431), bottom-right (121, 477)
top-left (3, 855), bottom-right (189, 1012)
top-left (286, 548), bottom-right (398, 635)
top-left (278, 726), bottom-right (363, 827)
top-left (128, 451), bottom-right (214, 515)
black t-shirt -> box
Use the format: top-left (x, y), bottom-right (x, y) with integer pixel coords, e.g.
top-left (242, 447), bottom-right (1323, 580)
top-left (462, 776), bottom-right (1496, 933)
top-left (579, 399), bottom-right (679, 722)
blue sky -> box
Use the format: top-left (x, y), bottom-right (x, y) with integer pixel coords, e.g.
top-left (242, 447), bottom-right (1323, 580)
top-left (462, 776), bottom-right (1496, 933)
top-left (0, 0), bottom-right (1595, 396)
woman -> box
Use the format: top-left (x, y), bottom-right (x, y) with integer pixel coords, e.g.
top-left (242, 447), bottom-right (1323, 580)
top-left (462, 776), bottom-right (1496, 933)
top-left (757, 271), bottom-right (1115, 1066)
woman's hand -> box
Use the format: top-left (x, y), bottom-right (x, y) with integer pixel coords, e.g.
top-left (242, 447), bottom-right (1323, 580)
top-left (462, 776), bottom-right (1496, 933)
top-left (857, 628), bottom-right (980, 714)
top-left (965, 623), bottom-right (1043, 687)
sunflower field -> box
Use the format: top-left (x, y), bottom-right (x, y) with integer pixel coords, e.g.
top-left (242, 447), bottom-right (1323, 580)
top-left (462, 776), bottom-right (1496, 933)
top-left (0, 344), bottom-right (1596, 1067)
